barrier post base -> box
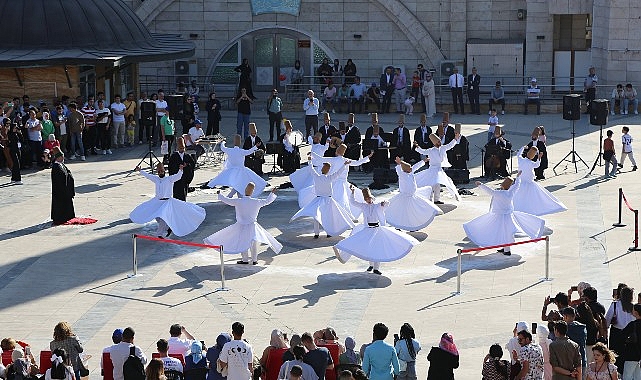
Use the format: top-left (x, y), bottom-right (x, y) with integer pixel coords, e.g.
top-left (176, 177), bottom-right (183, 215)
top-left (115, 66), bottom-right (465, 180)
top-left (613, 223), bottom-right (627, 227)
top-left (127, 273), bottom-right (143, 278)
top-left (540, 277), bottom-right (553, 282)
top-left (629, 247), bottom-right (641, 252)
top-left (215, 287), bottom-right (231, 292)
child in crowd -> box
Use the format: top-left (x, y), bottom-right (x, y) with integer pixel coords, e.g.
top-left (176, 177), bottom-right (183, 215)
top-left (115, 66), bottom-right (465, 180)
top-left (42, 134), bottom-right (60, 169)
top-left (618, 126), bottom-right (637, 171)
top-left (603, 130), bottom-right (618, 177)
top-left (411, 71), bottom-right (421, 100)
top-left (404, 96), bottom-right (415, 116)
top-left (126, 114), bottom-right (136, 146)
top-left (487, 109), bottom-right (499, 142)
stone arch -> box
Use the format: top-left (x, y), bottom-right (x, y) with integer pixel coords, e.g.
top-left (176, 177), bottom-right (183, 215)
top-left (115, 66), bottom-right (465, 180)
top-left (134, 0), bottom-right (445, 66)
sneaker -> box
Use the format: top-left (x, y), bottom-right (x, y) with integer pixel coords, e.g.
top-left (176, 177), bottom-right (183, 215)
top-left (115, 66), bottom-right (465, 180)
top-left (11, 181), bottom-right (23, 185)
top-left (138, 140), bottom-right (143, 145)
top-left (106, 149), bottom-right (113, 155)
top-left (68, 154), bottom-right (76, 160)
top-left (634, 166), bottom-right (638, 171)
top-left (101, 150), bottom-right (107, 155)
top-left (636, 111), bottom-right (639, 115)
top-left (80, 156), bottom-right (86, 161)
top-left (332, 109), bottom-right (335, 114)
top-left (501, 110), bottom-right (505, 115)
top-left (488, 111), bottom-right (492, 115)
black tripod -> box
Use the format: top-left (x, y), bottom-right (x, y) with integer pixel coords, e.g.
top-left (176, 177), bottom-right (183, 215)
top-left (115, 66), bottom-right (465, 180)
top-left (128, 123), bottom-right (161, 176)
top-left (553, 119), bottom-right (588, 174)
top-left (589, 123), bottom-right (605, 175)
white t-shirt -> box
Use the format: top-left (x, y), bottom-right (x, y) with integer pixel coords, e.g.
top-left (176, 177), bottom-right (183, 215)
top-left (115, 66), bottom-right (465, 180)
top-left (96, 107), bottom-right (111, 124)
top-left (156, 99), bottom-right (168, 116)
top-left (622, 133), bottom-right (633, 153)
top-left (219, 340), bottom-right (253, 380)
top-left (168, 336), bottom-right (194, 356)
top-left (161, 356), bottom-right (183, 372)
top-left (188, 127), bottom-right (205, 146)
top-left (111, 102), bottom-right (126, 123)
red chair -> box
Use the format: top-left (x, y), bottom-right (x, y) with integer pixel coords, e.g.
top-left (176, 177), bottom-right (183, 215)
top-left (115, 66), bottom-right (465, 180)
top-left (103, 352), bottom-right (114, 380)
top-left (1, 350), bottom-right (13, 366)
top-left (169, 353), bottom-right (185, 366)
top-left (317, 343), bottom-right (340, 380)
top-left (264, 348), bottom-right (289, 380)
top-left (40, 350), bottom-right (53, 375)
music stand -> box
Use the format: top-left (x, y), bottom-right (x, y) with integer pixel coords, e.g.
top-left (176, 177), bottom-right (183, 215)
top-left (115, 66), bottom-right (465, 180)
top-left (265, 141), bottom-right (283, 175)
top-left (128, 107), bottom-right (161, 176)
top-left (553, 119), bottom-right (588, 174)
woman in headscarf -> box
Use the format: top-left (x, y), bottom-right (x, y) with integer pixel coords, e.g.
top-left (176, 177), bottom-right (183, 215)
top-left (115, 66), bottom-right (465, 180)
top-left (536, 325), bottom-right (553, 380)
top-left (395, 323), bottom-right (420, 380)
top-left (207, 334), bottom-right (231, 380)
top-left (339, 337), bottom-right (361, 365)
top-left (259, 329), bottom-right (289, 377)
top-left (185, 341), bottom-right (208, 380)
top-left (426, 333), bottom-right (459, 380)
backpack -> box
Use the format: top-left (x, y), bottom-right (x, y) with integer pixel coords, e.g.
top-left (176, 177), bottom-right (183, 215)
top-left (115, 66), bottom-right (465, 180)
top-left (123, 346), bottom-right (146, 380)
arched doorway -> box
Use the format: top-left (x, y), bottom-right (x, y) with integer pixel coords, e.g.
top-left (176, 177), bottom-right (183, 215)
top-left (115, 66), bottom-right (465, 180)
top-left (206, 27), bottom-right (337, 94)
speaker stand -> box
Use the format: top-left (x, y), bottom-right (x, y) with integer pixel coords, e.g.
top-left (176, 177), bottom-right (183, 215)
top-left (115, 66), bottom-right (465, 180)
top-left (269, 153), bottom-right (283, 175)
top-left (553, 120), bottom-right (589, 174)
top-left (127, 135), bottom-right (161, 177)
top-left (588, 124), bottom-right (605, 175)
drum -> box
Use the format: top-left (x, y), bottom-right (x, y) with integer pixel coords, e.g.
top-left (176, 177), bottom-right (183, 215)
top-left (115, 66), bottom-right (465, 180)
top-left (290, 130), bottom-right (304, 146)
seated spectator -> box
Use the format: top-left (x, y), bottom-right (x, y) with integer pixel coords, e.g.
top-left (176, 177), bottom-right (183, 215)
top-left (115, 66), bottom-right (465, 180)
top-left (366, 83), bottom-right (381, 113)
top-left (622, 83), bottom-right (638, 115)
top-left (611, 84), bottom-right (625, 115)
top-left (50, 321), bottom-right (84, 380)
top-left (489, 81), bottom-right (505, 115)
top-left (101, 329), bottom-right (123, 375)
top-left (146, 358), bottom-right (166, 380)
top-left (339, 337), bottom-right (361, 366)
top-left (6, 348), bottom-right (38, 380)
top-left (481, 344), bottom-right (510, 380)
top-left (157, 339), bottom-right (184, 373)
top-left (542, 291), bottom-right (569, 321)
top-left (337, 84), bottom-right (351, 113)
top-left (278, 345), bottom-right (318, 380)
top-left (313, 327), bottom-right (345, 354)
top-left (184, 342), bottom-right (207, 380)
top-left (282, 335), bottom-right (303, 362)
top-left (45, 348), bottom-right (74, 380)
top-left (259, 330), bottom-right (289, 375)
top-left (177, 82), bottom-right (187, 95)
top-left (322, 82), bottom-right (338, 114)
top-left (168, 324), bottom-right (196, 357)
top-left (185, 119), bottom-right (206, 161)
top-left (524, 78), bottom-right (541, 115)
top-left (349, 76), bottom-right (367, 114)
top-left (206, 334), bottom-right (231, 380)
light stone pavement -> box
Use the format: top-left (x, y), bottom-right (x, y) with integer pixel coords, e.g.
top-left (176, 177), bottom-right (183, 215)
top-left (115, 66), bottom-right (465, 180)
top-left (1, 109), bottom-right (641, 379)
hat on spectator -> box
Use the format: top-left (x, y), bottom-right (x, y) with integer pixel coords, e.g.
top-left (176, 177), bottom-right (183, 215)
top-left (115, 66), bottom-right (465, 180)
top-left (516, 321), bottom-right (529, 333)
top-left (113, 329), bottom-right (123, 339)
top-left (195, 119), bottom-right (202, 125)
top-left (531, 78), bottom-right (537, 82)
top-left (371, 83), bottom-right (377, 87)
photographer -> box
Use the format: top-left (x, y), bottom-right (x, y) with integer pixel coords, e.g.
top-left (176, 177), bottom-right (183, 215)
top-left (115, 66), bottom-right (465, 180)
top-left (236, 88), bottom-right (253, 139)
top-left (542, 292), bottom-right (569, 322)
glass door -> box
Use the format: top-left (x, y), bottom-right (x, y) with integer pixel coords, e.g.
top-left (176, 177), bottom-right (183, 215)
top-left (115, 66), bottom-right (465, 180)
top-left (253, 34), bottom-right (298, 91)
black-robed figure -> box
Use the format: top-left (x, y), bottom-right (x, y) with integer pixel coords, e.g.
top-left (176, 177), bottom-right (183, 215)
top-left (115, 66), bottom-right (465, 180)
top-left (51, 149), bottom-right (75, 224)
top-left (169, 138), bottom-right (195, 201)
top-left (243, 130), bottom-right (265, 176)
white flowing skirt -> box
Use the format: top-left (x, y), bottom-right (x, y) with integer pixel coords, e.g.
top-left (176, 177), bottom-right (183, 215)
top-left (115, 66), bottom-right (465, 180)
top-left (297, 182), bottom-right (364, 218)
top-left (386, 192), bottom-right (442, 231)
top-left (204, 222), bottom-right (282, 254)
top-left (130, 198), bottom-right (206, 237)
top-left (290, 196), bottom-right (355, 236)
top-left (415, 167), bottom-right (460, 201)
top-left (334, 224), bottom-right (419, 263)
top-left (208, 166), bottom-right (267, 194)
top-left (463, 211), bottom-right (545, 247)
top-left (513, 180), bottom-right (567, 216)
top-left (289, 165), bottom-right (313, 191)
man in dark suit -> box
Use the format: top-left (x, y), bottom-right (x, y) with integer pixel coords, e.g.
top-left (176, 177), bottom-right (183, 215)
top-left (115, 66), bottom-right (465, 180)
top-left (343, 114), bottom-right (361, 160)
top-left (484, 126), bottom-right (511, 178)
top-left (379, 66), bottom-right (395, 114)
top-left (527, 126), bottom-right (547, 180)
top-left (168, 136), bottom-right (196, 201)
top-left (467, 67), bottom-right (481, 115)
top-left (318, 112), bottom-right (337, 145)
top-left (243, 122), bottom-right (264, 176)
top-left (391, 114), bottom-right (412, 162)
top-left (363, 114), bottom-right (388, 170)
top-left (414, 114), bottom-right (433, 150)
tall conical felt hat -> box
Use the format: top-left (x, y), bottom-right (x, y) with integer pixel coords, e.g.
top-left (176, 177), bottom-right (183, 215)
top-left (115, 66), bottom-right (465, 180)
top-left (454, 123), bottom-right (461, 134)
top-left (283, 119), bottom-right (292, 130)
top-left (245, 182), bottom-right (255, 196)
top-left (362, 187), bottom-right (372, 199)
top-left (400, 160), bottom-right (411, 173)
top-left (527, 146), bottom-right (538, 160)
top-left (249, 122), bottom-right (257, 134)
top-left (336, 144), bottom-right (347, 156)
top-left (501, 177), bottom-right (514, 190)
top-left (371, 113), bottom-right (378, 123)
top-left (429, 133), bottom-right (440, 145)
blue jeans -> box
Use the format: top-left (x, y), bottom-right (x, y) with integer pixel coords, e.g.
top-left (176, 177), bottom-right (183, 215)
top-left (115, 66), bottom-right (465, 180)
top-left (70, 131), bottom-right (84, 156)
top-left (236, 113), bottom-right (250, 138)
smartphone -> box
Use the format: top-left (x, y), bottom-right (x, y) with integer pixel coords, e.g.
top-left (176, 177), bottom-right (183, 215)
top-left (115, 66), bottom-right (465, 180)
top-left (283, 333), bottom-right (288, 341)
top-left (25, 346), bottom-right (31, 355)
top-left (571, 286), bottom-right (578, 291)
top-left (532, 322), bottom-right (538, 333)
top-left (393, 333), bottom-right (400, 345)
top-left (638, 293), bottom-right (641, 304)
top-left (613, 288), bottom-right (619, 299)
top-left (200, 340), bottom-right (205, 348)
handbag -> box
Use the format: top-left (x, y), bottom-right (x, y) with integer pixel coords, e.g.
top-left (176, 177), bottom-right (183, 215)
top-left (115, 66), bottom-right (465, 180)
top-left (611, 301), bottom-right (618, 325)
top-left (161, 140), bottom-right (169, 155)
top-left (216, 361), bottom-right (228, 377)
top-left (79, 358), bottom-right (90, 377)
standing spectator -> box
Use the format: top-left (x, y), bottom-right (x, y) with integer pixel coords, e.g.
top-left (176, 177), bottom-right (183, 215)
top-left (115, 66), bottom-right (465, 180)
top-left (303, 90), bottom-right (320, 139)
top-left (394, 323), bottom-right (420, 380)
top-left (66, 103), bottom-right (85, 160)
top-left (41, 112), bottom-right (55, 140)
top-left (410, 71), bottom-right (421, 103)
top-left (323, 82), bottom-right (338, 114)
top-left (188, 80), bottom-right (200, 101)
top-left (575, 302), bottom-right (600, 366)
top-left (481, 344), bottom-right (510, 380)
top-left (259, 329), bottom-right (289, 373)
top-left (606, 285), bottom-right (635, 374)
top-left (126, 115), bottom-right (136, 147)
top-left (53, 105), bottom-right (67, 154)
top-left (205, 92), bottom-right (222, 136)
top-left (506, 322), bottom-right (529, 378)
top-left (235, 88), bottom-right (253, 139)
top-left (536, 325), bottom-right (553, 380)
top-left (182, 95), bottom-right (196, 135)
top-left (620, 303), bottom-right (641, 379)
top-left (218, 322), bottom-right (253, 380)
top-left (603, 130), bottom-right (618, 177)
top-left (267, 89), bottom-right (283, 141)
top-left (95, 100), bottom-right (112, 155)
top-left (585, 343), bottom-right (617, 380)
top-left (109, 327), bottom-right (147, 380)
top-left (524, 78), bottom-right (541, 115)
top-left (549, 321), bottom-right (582, 380)
top-left (421, 72), bottom-right (436, 118)
top-left (168, 324), bottom-right (197, 357)
top-left (137, 91), bottom-right (150, 144)
top-left (416, 64), bottom-right (428, 113)
top-left (512, 330), bottom-right (544, 380)
top-left (81, 96), bottom-right (97, 154)
top-left (622, 83), bottom-right (639, 115)
top-left (467, 67), bottom-right (481, 114)
top-left (25, 108), bottom-right (43, 168)
top-left (49, 322), bottom-right (84, 380)
top-left (489, 81), bottom-right (506, 115)
top-left (618, 126), bottom-right (637, 171)
top-left (160, 110), bottom-right (176, 163)
top-left (448, 68), bottom-right (465, 115)
top-left (234, 58), bottom-right (254, 99)
top-left (362, 323), bottom-right (399, 380)
top-left (155, 91), bottom-right (168, 146)
top-left (6, 118), bottom-right (22, 184)
top-left (290, 60), bottom-right (305, 88)
top-left (426, 333), bottom-right (459, 380)
top-left (610, 84), bottom-right (625, 115)
top-left (380, 66), bottom-right (395, 114)
top-left (349, 76), bottom-right (367, 114)
top-left (156, 339), bottom-right (183, 373)
top-left (302, 332), bottom-right (333, 380)
top-left (562, 308), bottom-right (587, 373)
top-left (393, 68), bottom-right (407, 114)
top-left (123, 92), bottom-right (137, 139)
top-left (206, 333), bottom-right (231, 380)
top-left (343, 59), bottom-right (357, 85)
top-left (584, 67), bottom-right (598, 114)
top-left (111, 95), bottom-right (126, 148)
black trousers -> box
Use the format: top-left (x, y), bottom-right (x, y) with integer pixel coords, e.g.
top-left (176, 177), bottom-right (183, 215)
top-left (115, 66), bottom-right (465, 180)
top-left (305, 115), bottom-right (318, 139)
top-left (489, 99), bottom-right (505, 111)
top-left (468, 90), bottom-right (480, 114)
top-left (268, 111), bottom-right (282, 141)
top-left (450, 88), bottom-right (464, 114)
top-left (585, 88), bottom-right (596, 113)
top-left (10, 148), bottom-right (20, 181)
top-left (97, 123), bottom-right (111, 150)
top-left (382, 91), bottom-right (393, 113)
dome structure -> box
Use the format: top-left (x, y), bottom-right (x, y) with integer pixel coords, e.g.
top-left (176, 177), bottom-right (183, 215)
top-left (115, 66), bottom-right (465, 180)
top-left (0, 0), bottom-right (194, 67)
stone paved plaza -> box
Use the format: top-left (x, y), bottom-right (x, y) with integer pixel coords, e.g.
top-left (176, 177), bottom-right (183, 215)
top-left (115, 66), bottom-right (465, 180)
top-left (2, 110), bottom-right (641, 379)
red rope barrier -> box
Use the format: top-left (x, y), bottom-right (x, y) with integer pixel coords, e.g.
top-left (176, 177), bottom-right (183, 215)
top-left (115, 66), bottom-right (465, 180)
top-left (459, 237), bottom-right (548, 253)
top-left (134, 234), bottom-right (221, 250)
top-left (622, 191), bottom-right (636, 212)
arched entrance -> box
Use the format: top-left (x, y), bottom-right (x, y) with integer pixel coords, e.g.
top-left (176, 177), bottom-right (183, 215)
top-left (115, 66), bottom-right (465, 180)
top-left (206, 27), bottom-right (337, 93)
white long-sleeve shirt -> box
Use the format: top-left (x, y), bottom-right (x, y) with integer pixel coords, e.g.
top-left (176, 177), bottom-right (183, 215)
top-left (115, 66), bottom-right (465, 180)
top-left (395, 161), bottom-right (425, 194)
top-left (303, 97), bottom-right (320, 115)
top-left (415, 138), bottom-right (459, 169)
top-left (350, 195), bottom-right (388, 225)
top-left (221, 142), bottom-right (257, 167)
top-left (477, 178), bottom-right (520, 215)
top-left (140, 170), bottom-right (182, 199)
top-left (310, 164), bottom-right (343, 196)
top-left (218, 192), bottom-right (276, 225)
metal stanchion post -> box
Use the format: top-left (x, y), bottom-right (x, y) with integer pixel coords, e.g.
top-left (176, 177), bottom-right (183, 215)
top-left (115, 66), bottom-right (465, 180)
top-left (631, 211), bottom-right (641, 251)
top-left (544, 236), bottom-right (551, 281)
top-left (456, 249), bottom-right (462, 295)
top-left (217, 245), bottom-right (230, 291)
top-left (128, 234), bottom-right (140, 278)
top-left (614, 188), bottom-right (626, 227)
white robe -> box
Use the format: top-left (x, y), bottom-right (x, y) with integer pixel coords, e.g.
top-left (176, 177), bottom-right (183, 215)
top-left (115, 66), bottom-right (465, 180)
top-left (204, 193), bottom-right (282, 254)
top-left (289, 143), bottom-right (329, 191)
top-left (130, 170), bottom-right (206, 236)
top-left (334, 196), bottom-right (419, 263)
top-left (207, 142), bottom-right (268, 194)
top-left (414, 139), bottom-right (461, 201)
top-left (463, 178), bottom-right (546, 247)
top-left (386, 162), bottom-right (442, 231)
top-left (513, 148), bottom-right (567, 216)
top-left (290, 164), bottom-right (354, 236)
